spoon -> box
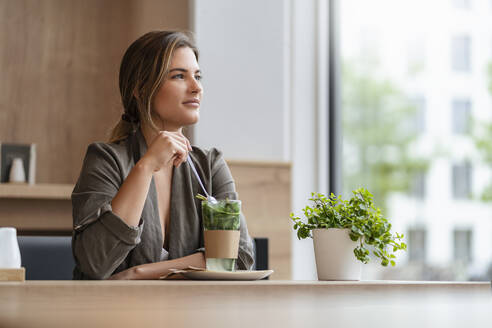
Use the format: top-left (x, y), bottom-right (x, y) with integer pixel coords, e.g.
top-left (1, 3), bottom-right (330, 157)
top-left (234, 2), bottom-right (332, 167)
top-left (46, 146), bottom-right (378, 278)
top-left (187, 154), bottom-right (218, 204)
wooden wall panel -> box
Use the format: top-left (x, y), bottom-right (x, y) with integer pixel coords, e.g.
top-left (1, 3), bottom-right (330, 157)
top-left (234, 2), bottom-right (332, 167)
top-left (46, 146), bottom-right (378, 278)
top-left (0, 0), bottom-right (189, 184)
top-left (228, 161), bottom-right (292, 280)
top-left (0, 199), bottom-right (71, 234)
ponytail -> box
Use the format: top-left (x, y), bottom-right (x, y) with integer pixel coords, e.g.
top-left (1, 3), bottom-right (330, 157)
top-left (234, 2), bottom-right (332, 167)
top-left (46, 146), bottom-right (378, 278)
top-left (108, 118), bottom-right (137, 143)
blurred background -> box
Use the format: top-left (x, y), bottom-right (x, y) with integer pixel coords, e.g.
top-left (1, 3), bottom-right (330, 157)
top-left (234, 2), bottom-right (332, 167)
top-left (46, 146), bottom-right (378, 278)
top-left (1, 0), bottom-right (491, 281)
top-left (341, 0), bottom-right (492, 281)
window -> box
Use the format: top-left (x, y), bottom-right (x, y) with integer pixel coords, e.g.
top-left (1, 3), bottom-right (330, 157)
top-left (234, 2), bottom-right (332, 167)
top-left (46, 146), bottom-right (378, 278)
top-left (407, 38), bottom-right (426, 75)
top-left (452, 162), bottom-right (472, 199)
top-left (454, 229), bottom-right (472, 263)
top-left (340, 0), bottom-right (491, 281)
top-left (451, 35), bottom-right (471, 72)
top-left (408, 228), bottom-right (427, 262)
top-left (411, 171), bottom-right (426, 199)
top-left (411, 96), bottom-right (426, 134)
top-left (452, 0), bottom-right (471, 9)
top-left (452, 99), bottom-right (471, 134)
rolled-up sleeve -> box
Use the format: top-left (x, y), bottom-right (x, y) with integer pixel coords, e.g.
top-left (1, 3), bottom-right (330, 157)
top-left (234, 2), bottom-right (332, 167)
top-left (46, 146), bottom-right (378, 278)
top-left (72, 143), bottom-right (143, 279)
top-left (209, 149), bottom-right (255, 270)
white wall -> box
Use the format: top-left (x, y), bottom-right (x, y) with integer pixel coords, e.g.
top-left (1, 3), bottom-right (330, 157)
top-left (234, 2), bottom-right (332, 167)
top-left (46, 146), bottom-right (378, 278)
top-left (191, 0), bottom-right (329, 280)
top-left (289, 0), bottom-right (330, 280)
top-left (192, 0), bottom-right (290, 162)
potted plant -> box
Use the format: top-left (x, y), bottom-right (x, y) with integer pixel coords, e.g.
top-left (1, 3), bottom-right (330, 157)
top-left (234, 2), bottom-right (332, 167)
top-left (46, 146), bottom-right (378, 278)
top-left (290, 188), bottom-right (406, 280)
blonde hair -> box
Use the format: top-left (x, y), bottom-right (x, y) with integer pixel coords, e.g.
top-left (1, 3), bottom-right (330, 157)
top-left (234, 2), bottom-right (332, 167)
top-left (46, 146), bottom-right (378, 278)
top-left (109, 31), bottom-right (199, 143)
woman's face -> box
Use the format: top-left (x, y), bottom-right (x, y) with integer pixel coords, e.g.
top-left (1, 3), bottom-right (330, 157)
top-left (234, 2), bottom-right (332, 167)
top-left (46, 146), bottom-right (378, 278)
top-left (152, 46), bottom-right (203, 131)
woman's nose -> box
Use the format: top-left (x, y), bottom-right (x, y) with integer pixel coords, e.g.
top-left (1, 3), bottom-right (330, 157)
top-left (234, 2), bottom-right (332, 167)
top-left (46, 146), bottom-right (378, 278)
top-left (189, 78), bottom-right (203, 94)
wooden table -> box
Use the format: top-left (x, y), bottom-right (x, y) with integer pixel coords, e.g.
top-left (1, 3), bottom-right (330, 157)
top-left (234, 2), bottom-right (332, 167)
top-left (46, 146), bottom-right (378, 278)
top-left (0, 280), bottom-right (490, 327)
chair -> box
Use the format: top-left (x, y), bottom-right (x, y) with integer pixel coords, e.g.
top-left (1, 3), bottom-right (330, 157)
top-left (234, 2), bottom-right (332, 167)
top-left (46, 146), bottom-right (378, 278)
top-left (17, 236), bottom-right (75, 280)
top-left (253, 237), bottom-right (269, 271)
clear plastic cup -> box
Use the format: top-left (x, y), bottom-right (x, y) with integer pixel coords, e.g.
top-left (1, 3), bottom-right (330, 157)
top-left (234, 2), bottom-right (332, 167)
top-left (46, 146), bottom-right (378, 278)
top-left (201, 199), bottom-right (241, 271)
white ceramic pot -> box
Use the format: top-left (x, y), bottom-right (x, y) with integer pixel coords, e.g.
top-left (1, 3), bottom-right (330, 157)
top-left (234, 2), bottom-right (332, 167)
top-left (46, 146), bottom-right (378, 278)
top-left (0, 227), bottom-right (22, 268)
top-left (313, 228), bottom-right (361, 281)
top-left (9, 157), bottom-right (26, 183)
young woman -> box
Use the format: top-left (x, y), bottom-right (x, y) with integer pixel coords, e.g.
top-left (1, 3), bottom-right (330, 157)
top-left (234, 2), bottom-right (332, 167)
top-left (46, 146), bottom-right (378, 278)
top-left (71, 31), bottom-right (255, 280)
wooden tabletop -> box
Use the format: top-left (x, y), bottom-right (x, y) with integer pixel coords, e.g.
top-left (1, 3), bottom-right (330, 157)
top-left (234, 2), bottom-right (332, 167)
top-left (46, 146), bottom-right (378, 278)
top-left (0, 280), bottom-right (491, 328)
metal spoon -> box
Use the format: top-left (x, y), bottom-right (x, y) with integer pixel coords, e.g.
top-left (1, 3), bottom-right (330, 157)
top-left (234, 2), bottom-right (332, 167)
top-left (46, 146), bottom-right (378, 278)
top-left (187, 154), bottom-right (217, 204)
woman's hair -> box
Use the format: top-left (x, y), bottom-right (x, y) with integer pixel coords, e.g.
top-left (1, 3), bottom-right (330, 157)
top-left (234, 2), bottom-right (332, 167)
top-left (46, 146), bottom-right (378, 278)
top-left (109, 30), bottom-right (199, 143)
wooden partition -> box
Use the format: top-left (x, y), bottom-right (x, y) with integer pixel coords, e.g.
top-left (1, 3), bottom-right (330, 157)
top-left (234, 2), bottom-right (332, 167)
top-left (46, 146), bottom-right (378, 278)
top-left (228, 161), bottom-right (292, 279)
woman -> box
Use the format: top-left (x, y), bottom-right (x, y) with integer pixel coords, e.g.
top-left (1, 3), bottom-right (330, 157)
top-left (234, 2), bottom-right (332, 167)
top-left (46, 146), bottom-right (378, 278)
top-left (71, 31), bottom-right (255, 280)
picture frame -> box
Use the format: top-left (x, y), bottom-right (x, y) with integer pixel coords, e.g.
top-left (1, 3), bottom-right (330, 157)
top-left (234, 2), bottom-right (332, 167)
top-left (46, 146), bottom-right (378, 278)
top-left (0, 143), bottom-right (36, 184)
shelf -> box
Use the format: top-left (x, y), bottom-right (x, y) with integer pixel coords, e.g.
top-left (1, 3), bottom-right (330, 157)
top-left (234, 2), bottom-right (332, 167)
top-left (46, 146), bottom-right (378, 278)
top-left (0, 183), bottom-right (73, 200)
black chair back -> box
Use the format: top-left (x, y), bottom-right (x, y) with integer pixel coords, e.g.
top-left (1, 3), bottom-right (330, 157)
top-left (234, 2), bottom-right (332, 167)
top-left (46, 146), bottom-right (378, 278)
top-left (17, 236), bottom-right (74, 280)
top-left (253, 237), bottom-right (269, 271)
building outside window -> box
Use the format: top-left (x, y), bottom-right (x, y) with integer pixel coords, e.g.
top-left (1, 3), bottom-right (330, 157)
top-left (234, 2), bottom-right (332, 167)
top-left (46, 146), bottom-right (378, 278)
top-left (341, 0), bottom-right (492, 281)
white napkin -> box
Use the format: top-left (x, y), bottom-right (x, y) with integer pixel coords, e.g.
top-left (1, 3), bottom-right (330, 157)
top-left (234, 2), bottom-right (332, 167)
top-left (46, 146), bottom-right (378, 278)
top-left (159, 266), bottom-right (205, 280)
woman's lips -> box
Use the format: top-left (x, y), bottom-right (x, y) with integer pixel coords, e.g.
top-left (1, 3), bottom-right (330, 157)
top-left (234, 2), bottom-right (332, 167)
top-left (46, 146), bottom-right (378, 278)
top-left (183, 102), bottom-right (200, 108)
top-left (183, 99), bottom-right (200, 108)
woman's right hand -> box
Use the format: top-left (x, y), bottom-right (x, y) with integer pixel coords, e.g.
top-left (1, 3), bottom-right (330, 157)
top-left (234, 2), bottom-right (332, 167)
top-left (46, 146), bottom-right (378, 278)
top-left (140, 131), bottom-right (192, 172)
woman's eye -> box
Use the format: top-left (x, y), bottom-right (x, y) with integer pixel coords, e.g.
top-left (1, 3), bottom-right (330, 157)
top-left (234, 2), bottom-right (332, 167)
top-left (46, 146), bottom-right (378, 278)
top-left (195, 75), bottom-right (202, 81)
top-left (171, 74), bottom-right (184, 79)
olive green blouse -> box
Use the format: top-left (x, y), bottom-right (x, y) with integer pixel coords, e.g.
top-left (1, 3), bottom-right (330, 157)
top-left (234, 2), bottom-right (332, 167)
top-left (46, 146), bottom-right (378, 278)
top-left (71, 128), bottom-right (255, 280)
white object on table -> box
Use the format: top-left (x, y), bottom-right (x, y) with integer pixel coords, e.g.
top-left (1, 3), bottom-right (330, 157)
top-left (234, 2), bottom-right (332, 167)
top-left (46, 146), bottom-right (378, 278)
top-left (0, 227), bottom-right (21, 268)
